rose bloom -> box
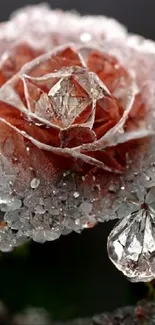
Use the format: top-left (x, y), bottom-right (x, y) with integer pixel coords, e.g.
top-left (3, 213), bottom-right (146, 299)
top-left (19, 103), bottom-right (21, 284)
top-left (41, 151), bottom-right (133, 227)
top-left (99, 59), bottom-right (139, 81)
top-left (0, 5), bottom-right (154, 178)
top-left (0, 15), bottom-right (154, 177)
top-left (0, 43), bottom-right (149, 174)
top-left (0, 4), bottom-right (154, 251)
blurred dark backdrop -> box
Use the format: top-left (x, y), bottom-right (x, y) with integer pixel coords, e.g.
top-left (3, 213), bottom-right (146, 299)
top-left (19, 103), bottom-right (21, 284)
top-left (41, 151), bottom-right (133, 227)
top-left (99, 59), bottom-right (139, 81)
top-left (0, 0), bottom-right (154, 40)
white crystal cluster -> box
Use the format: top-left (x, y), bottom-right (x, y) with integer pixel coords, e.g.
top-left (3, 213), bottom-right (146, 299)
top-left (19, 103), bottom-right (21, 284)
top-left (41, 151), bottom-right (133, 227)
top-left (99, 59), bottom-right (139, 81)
top-left (0, 3), bottom-right (126, 51)
top-left (107, 138), bottom-right (155, 282)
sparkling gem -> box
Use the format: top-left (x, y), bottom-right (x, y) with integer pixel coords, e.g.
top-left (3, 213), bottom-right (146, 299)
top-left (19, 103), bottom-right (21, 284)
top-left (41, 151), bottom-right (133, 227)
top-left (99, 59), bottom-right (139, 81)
top-left (107, 186), bottom-right (155, 282)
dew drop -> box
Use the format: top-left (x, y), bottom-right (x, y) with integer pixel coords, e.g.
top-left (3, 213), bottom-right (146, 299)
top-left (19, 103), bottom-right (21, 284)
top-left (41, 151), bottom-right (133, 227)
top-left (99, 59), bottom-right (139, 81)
top-left (31, 178), bottom-right (40, 189)
top-left (73, 191), bottom-right (80, 198)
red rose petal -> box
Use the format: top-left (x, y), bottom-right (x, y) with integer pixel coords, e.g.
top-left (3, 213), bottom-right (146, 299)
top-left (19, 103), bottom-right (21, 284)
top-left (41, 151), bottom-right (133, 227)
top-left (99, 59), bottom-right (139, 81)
top-left (93, 96), bottom-right (123, 139)
top-left (87, 50), bottom-right (130, 94)
top-left (0, 101), bottom-right (60, 147)
top-left (73, 104), bottom-right (92, 125)
top-left (84, 146), bottom-right (126, 172)
top-left (125, 93), bottom-right (146, 132)
top-left (0, 42), bottom-right (43, 87)
top-left (22, 46), bottom-right (82, 80)
top-left (60, 126), bottom-right (96, 148)
top-left (94, 120), bottom-right (118, 139)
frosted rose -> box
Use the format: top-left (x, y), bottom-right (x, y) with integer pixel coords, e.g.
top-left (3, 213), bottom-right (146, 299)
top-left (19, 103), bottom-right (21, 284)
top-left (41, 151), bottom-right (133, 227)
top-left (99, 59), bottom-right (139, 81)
top-left (0, 45), bottom-right (136, 173)
top-left (0, 4), bottom-right (154, 256)
top-left (0, 6), bottom-right (153, 175)
top-left (0, 42), bottom-right (152, 174)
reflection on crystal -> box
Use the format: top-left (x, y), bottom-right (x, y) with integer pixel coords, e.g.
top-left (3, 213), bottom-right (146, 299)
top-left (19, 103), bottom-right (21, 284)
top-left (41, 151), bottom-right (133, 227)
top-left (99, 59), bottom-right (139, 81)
top-left (48, 69), bottom-right (93, 128)
top-left (107, 186), bottom-right (155, 282)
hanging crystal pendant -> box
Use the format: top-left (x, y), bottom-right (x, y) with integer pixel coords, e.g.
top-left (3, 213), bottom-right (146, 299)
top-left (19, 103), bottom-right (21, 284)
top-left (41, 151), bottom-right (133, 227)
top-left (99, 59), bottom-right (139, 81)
top-left (107, 186), bottom-right (155, 282)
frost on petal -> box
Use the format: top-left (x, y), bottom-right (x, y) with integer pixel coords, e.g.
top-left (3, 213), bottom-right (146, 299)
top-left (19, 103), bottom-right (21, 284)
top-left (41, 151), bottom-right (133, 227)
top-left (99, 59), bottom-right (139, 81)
top-left (9, 4), bottom-right (127, 46)
top-left (0, 42), bottom-right (43, 87)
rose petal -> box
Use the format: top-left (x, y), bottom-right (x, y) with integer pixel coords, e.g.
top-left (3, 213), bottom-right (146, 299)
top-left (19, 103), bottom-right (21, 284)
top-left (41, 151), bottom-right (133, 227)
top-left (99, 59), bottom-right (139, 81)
top-left (60, 126), bottom-right (96, 148)
top-left (87, 49), bottom-right (130, 94)
top-left (0, 101), bottom-right (60, 147)
top-left (21, 46), bottom-right (83, 80)
top-left (0, 42), bottom-right (43, 87)
top-left (84, 146), bottom-right (126, 172)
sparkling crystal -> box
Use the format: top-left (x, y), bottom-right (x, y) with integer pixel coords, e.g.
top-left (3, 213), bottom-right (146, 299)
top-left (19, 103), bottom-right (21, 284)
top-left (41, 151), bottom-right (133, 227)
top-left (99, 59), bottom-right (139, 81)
top-left (107, 186), bottom-right (155, 282)
top-left (79, 201), bottom-right (93, 215)
top-left (73, 191), bottom-right (80, 198)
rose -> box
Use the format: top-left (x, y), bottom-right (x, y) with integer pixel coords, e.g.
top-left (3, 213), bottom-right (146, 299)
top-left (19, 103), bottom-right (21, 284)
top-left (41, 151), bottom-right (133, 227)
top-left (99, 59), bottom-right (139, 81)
top-left (0, 38), bottom-right (153, 176)
top-left (0, 43), bottom-right (145, 174)
top-left (0, 6), bottom-right (153, 176)
top-left (0, 5), bottom-right (155, 252)
top-left (0, 3), bottom-right (126, 86)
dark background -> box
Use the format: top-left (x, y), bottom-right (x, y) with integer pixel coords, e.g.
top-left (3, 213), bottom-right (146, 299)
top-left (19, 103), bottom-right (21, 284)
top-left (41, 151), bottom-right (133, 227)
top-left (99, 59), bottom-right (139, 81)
top-left (0, 0), bottom-right (155, 40)
top-left (0, 0), bottom-right (152, 321)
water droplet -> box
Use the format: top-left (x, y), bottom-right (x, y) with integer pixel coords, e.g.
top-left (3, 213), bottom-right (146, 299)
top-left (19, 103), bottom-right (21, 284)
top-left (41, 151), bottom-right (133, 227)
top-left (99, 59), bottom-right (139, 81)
top-left (108, 184), bottom-right (116, 193)
top-left (34, 205), bottom-right (46, 214)
top-left (33, 229), bottom-right (46, 243)
top-left (73, 192), bottom-right (80, 198)
top-left (79, 201), bottom-right (93, 215)
top-left (50, 208), bottom-right (59, 216)
top-left (63, 171), bottom-right (70, 177)
top-left (31, 178), bottom-right (40, 189)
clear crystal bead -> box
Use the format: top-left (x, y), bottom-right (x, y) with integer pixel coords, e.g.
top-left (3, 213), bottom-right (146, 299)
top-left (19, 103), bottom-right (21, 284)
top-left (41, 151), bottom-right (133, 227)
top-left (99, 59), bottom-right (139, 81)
top-left (107, 186), bottom-right (155, 282)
